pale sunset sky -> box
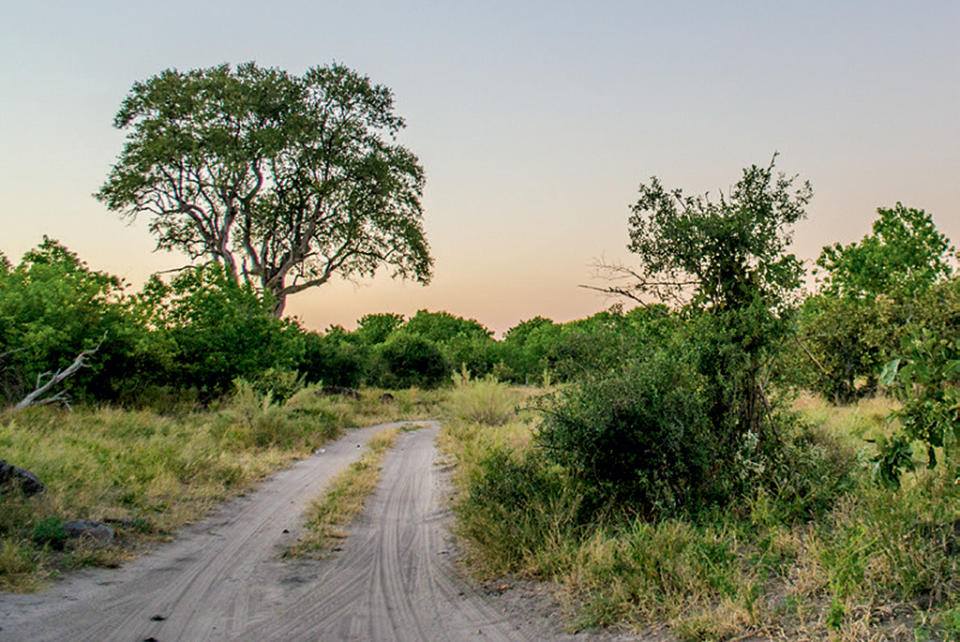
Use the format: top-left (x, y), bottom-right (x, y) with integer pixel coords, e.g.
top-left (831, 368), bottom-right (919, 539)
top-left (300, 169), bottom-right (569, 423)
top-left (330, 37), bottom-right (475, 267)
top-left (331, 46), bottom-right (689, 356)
top-left (2, 1), bottom-right (957, 334)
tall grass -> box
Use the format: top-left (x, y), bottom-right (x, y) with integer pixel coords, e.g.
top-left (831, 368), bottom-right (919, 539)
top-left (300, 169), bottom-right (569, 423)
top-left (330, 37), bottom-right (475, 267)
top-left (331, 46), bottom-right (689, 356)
top-left (440, 388), bottom-right (960, 639)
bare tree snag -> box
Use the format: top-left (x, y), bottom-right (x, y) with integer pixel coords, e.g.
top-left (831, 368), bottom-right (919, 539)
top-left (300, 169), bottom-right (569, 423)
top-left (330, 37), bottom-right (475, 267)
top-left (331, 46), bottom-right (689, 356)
top-left (13, 338), bottom-right (103, 411)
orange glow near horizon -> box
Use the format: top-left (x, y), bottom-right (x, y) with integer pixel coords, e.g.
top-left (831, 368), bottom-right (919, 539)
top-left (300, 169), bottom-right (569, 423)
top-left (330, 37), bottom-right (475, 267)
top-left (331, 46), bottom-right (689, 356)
top-left (2, 3), bottom-right (957, 335)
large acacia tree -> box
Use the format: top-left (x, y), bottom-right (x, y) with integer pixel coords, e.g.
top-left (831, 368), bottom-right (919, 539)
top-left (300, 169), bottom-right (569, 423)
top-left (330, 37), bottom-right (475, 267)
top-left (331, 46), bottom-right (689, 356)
top-left (97, 62), bottom-right (432, 315)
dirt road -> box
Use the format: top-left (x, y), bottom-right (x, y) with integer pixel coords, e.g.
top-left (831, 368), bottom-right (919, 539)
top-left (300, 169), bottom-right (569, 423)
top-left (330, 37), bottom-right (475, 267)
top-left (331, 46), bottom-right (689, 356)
top-left (0, 422), bottom-right (627, 641)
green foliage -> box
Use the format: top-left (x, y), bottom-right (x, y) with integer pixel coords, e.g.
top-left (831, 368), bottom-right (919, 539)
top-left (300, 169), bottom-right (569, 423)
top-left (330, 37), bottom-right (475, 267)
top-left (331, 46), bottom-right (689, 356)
top-left (627, 157), bottom-right (810, 438)
top-left (135, 264), bottom-right (304, 398)
top-left (870, 432), bottom-right (915, 489)
top-left (498, 306), bottom-right (675, 384)
top-left (762, 420), bottom-right (861, 521)
top-left (628, 155), bottom-right (810, 311)
top-left (816, 203), bottom-right (955, 300)
top-left (458, 447), bottom-right (583, 573)
top-left (796, 204), bottom-right (956, 403)
top-left (373, 332), bottom-right (448, 389)
top-left (0, 237), bottom-right (143, 403)
top-left (539, 158), bottom-right (814, 516)
top-left (354, 313), bottom-right (405, 345)
top-left (380, 310), bottom-right (497, 384)
top-left (97, 62), bottom-right (432, 314)
top-left (894, 330), bottom-right (960, 456)
top-left (444, 392), bottom-right (935, 638)
top-left (879, 322), bottom-right (960, 485)
top-left (547, 309), bottom-right (641, 380)
top-left (401, 309), bottom-right (491, 343)
top-left (246, 368), bottom-right (304, 403)
top-left (500, 316), bottom-right (561, 381)
top-left (441, 334), bottom-right (500, 379)
top-left (30, 517), bottom-right (67, 551)
top-left (791, 294), bottom-right (897, 402)
top-left (537, 346), bottom-right (727, 515)
top-left (298, 327), bottom-right (367, 388)
top-left (845, 279), bottom-right (960, 489)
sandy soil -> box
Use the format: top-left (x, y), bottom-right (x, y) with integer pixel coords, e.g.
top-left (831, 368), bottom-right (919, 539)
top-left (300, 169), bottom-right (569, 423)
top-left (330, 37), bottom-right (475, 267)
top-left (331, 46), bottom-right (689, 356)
top-left (0, 422), bottom-right (636, 641)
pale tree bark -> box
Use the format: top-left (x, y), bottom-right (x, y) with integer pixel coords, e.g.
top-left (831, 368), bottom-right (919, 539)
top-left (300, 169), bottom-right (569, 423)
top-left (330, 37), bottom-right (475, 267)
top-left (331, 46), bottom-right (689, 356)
top-left (13, 338), bottom-right (103, 412)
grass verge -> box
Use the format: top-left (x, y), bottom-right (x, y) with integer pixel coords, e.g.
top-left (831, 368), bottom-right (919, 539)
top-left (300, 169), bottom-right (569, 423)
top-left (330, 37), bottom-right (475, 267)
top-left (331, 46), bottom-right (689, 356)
top-left (287, 423), bottom-right (422, 557)
top-left (439, 386), bottom-right (960, 640)
top-left (0, 384), bottom-right (439, 592)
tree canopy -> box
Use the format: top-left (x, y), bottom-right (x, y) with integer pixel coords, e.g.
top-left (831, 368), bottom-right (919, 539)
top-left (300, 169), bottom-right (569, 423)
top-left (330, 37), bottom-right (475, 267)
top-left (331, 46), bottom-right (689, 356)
top-left (624, 155), bottom-right (811, 312)
top-left (815, 203), bottom-right (955, 300)
top-left (97, 62), bottom-right (432, 315)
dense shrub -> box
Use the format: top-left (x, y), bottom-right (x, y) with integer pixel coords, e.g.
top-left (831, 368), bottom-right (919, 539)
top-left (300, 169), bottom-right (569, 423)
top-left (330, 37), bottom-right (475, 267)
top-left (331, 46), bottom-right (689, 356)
top-left (759, 419), bottom-right (862, 522)
top-left (373, 332), bottom-right (449, 388)
top-left (0, 238), bottom-right (146, 403)
top-left (500, 316), bottom-right (563, 382)
top-left (402, 309), bottom-right (491, 343)
top-left (353, 313), bottom-right (405, 345)
top-left (246, 368), bottom-right (304, 403)
top-left (537, 350), bottom-right (729, 516)
top-left (298, 328), bottom-right (367, 388)
top-left (498, 306), bottom-right (674, 384)
top-left (790, 295), bottom-right (896, 403)
top-left (794, 204), bottom-right (956, 404)
top-left (878, 282), bottom-right (960, 483)
top-left (441, 334), bottom-right (500, 379)
top-left (458, 447), bottom-right (584, 571)
top-left (135, 265), bottom-right (305, 398)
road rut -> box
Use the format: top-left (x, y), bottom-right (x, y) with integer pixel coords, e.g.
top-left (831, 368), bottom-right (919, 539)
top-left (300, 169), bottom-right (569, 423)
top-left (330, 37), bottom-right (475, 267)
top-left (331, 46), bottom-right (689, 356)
top-left (0, 422), bottom-right (623, 641)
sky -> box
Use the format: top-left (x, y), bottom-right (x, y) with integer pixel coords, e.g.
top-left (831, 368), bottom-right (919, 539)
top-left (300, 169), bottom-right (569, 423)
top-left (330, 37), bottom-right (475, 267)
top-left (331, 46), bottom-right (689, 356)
top-left (2, 1), bottom-right (958, 335)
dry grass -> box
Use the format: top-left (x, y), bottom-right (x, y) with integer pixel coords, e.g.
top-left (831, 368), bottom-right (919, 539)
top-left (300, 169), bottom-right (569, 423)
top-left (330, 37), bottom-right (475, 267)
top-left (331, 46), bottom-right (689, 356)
top-left (440, 387), bottom-right (960, 640)
top-left (0, 384), bottom-right (435, 592)
top-left (792, 392), bottom-right (900, 440)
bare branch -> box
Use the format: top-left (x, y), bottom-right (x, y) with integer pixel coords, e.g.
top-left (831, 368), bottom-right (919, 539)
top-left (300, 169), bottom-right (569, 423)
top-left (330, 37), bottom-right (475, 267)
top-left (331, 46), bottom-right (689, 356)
top-left (13, 337), bottom-right (104, 412)
top-left (153, 264), bottom-right (198, 276)
top-left (793, 334), bottom-right (831, 377)
top-left (581, 260), bottom-right (699, 307)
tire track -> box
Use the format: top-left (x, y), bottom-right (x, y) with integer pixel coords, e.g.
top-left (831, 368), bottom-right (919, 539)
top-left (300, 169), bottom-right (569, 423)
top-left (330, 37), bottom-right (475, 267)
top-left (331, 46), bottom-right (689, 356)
top-left (0, 423), bottom-right (388, 641)
top-left (0, 422), bottom-right (630, 641)
top-left (240, 422), bottom-right (524, 641)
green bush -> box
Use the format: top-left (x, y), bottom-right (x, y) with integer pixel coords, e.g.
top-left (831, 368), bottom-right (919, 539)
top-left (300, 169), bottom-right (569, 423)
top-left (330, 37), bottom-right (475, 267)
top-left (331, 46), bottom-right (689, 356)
top-left (0, 238), bottom-right (146, 404)
top-left (759, 420), bottom-right (862, 522)
top-left (298, 328), bottom-right (367, 389)
top-left (458, 447), bottom-right (584, 572)
top-left (791, 295), bottom-right (897, 403)
top-left (135, 265), bottom-right (305, 398)
top-left (31, 517), bottom-right (67, 551)
top-left (373, 333), bottom-right (449, 389)
top-left (247, 368), bottom-right (304, 403)
top-left (537, 350), bottom-right (731, 516)
top-left (401, 309), bottom-right (491, 343)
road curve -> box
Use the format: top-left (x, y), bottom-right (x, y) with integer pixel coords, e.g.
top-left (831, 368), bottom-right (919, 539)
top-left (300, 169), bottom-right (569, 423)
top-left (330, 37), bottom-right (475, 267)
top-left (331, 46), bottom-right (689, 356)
top-left (0, 422), bottom-right (623, 641)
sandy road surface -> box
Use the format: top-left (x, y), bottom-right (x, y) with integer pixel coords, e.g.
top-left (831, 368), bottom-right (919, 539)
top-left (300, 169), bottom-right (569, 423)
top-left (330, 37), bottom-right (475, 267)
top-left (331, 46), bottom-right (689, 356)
top-left (0, 422), bottom-right (631, 641)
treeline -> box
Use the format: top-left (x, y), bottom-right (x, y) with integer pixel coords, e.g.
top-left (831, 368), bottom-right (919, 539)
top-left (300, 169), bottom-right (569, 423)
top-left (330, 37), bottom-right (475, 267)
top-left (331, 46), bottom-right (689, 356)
top-left (0, 237), bottom-right (673, 406)
top-left (3, 199), bottom-right (957, 425)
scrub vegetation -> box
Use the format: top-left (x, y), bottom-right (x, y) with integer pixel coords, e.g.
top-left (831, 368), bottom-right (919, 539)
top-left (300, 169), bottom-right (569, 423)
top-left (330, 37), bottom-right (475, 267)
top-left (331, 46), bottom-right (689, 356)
top-left (441, 383), bottom-right (960, 640)
top-left (3, 98), bottom-right (959, 640)
top-left (432, 161), bottom-right (960, 639)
